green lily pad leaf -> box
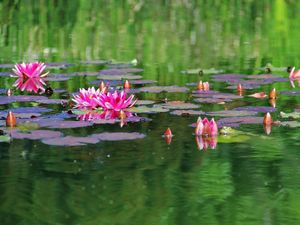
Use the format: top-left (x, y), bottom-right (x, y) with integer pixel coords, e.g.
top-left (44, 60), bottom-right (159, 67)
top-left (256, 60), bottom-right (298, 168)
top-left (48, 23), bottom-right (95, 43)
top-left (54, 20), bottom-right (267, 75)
top-left (128, 106), bottom-right (169, 114)
top-left (281, 121), bottom-right (300, 128)
top-left (17, 122), bottom-right (40, 132)
top-left (280, 111), bottom-right (300, 119)
top-left (0, 135), bottom-right (11, 143)
top-left (218, 134), bottom-right (250, 143)
top-left (72, 109), bottom-right (103, 115)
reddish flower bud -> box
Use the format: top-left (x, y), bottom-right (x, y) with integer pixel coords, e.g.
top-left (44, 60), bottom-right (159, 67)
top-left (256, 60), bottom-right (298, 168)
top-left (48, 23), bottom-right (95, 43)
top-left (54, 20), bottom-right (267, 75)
top-left (6, 111), bottom-right (17, 127)
top-left (237, 84), bottom-right (243, 92)
top-left (6, 89), bottom-right (12, 96)
top-left (263, 124), bottom-right (272, 135)
top-left (99, 81), bottom-right (107, 93)
top-left (269, 99), bottom-right (276, 108)
top-left (269, 88), bottom-right (276, 99)
top-left (124, 80), bottom-right (131, 89)
top-left (197, 81), bottom-right (203, 90)
top-left (165, 135), bottom-right (172, 145)
top-left (164, 128), bottom-right (173, 136)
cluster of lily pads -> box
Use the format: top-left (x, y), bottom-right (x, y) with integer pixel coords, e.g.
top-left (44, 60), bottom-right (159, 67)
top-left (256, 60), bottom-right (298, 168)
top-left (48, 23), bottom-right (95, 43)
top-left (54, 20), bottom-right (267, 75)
top-left (1, 61), bottom-right (300, 150)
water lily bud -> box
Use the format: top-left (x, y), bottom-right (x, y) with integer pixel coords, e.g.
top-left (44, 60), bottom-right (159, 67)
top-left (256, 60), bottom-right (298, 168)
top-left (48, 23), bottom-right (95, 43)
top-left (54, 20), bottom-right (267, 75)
top-left (203, 82), bottom-right (210, 91)
top-left (99, 81), bottom-right (107, 93)
top-left (124, 80), bottom-right (131, 89)
top-left (6, 111), bottom-right (17, 127)
top-left (165, 135), bottom-right (172, 145)
top-left (269, 88), bottom-right (276, 99)
top-left (263, 112), bottom-right (272, 125)
top-left (164, 128), bottom-right (172, 136)
top-left (269, 99), bottom-right (276, 108)
top-left (6, 89), bottom-right (12, 96)
top-left (197, 81), bottom-right (203, 90)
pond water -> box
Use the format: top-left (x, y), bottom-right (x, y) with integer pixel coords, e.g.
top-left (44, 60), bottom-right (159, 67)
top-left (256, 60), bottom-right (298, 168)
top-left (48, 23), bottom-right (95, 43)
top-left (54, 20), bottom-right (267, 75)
top-left (1, 1), bottom-right (300, 225)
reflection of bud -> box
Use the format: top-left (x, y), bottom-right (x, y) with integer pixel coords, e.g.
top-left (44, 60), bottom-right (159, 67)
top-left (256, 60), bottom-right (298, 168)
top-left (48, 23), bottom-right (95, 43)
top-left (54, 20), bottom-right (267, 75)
top-left (263, 124), bottom-right (272, 135)
top-left (269, 88), bottom-right (276, 99)
top-left (195, 136), bottom-right (217, 150)
top-left (165, 135), bottom-right (172, 145)
top-left (269, 99), bottom-right (276, 108)
top-left (6, 111), bottom-right (17, 127)
top-left (263, 112), bottom-right (272, 125)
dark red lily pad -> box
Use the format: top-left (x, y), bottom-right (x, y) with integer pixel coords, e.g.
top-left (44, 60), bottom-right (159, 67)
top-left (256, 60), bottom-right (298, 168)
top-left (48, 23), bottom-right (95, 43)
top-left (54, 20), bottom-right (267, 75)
top-left (138, 86), bottom-right (189, 93)
top-left (42, 136), bottom-right (99, 146)
top-left (170, 110), bottom-right (205, 116)
top-left (0, 95), bottom-right (49, 105)
top-left (233, 106), bottom-right (276, 113)
top-left (10, 130), bottom-right (63, 140)
top-left (91, 132), bottom-right (146, 141)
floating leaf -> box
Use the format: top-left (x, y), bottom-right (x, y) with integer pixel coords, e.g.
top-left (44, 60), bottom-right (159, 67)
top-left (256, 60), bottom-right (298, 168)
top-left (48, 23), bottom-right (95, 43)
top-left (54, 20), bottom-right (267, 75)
top-left (80, 60), bottom-right (111, 65)
top-left (181, 68), bottom-right (224, 75)
top-left (17, 122), bottom-right (40, 132)
top-left (0, 135), bottom-right (10, 143)
top-left (194, 98), bottom-right (232, 103)
top-left (234, 106), bottom-right (276, 113)
top-left (100, 68), bottom-right (143, 75)
top-left (280, 111), bottom-right (300, 119)
top-left (129, 106), bottom-right (169, 114)
top-left (35, 99), bottom-right (66, 105)
top-left (160, 101), bottom-right (200, 109)
top-left (97, 74), bottom-right (142, 80)
top-left (170, 110), bottom-right (205, 116)
top-left (0, 96), bottom-right (49, 105)
top-left (41, 120), bottom-right (93, 129)
top-left (280, 121), bottom-right (300, 128)
top-left (91, 132), bottom-right (146, 141)
top-left (217, 116), bottom-right (264, 127)
top-left (135, 100), bottom-right (156, 105)
top-left (218, 134), bottom-right (250, 143)
top-left (248, 92), bottom-right (267, 98)
top-left (206, 110), bottom-right (257, 117)
top-left (280, 90), bottom-right (300, 95)
top-left (10, 129), bottom-right (63, 140)
top-left (138, 86), bottom-right (189, 93)
top-left (42, 136), bottom-right (99, 146)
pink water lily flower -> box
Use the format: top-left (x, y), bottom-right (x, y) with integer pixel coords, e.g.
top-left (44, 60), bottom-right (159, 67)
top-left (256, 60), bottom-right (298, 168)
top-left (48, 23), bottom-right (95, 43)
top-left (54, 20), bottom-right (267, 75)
top-left (195, 117), bottom-right (218, 136)
top-left (289, 67), bottom-right (300, 88)
top-left (12, 62), bottom-right (49, 93)
top-left (72, 87), bottom-right (103, 109)
top-left (96, 90), bottom-right (137, 111)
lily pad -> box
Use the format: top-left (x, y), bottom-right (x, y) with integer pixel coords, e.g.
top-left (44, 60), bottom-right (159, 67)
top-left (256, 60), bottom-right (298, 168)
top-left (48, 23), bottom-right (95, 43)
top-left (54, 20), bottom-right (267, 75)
top-left (135, 100), bottom-right (156, 105)
top-left (91, 132), bottom-right (146, 141)
top-left (42, 136), bottom-right (99, 146)
top-left (128, 106), bottom-right (169, 114)
top-left (160, 101), bottom-right (200, 109)
top-left (181, 68), bottom-right (224, 75)
top-left (170, 110), bottom-right (205, 116)
top-left (0, 135), bottom-right (10, 143)
top-left (280, 111), bottom-right (300, 119)
top-left (280, 90), bottom-right (300, 95)
top-left (35, 99), bottom-right (67, 105)
top-left (40, 120), bottom-right (93, 129)
top-left (138, 86), bottom-right (189, 93)
top-left (280, 121), bottom-right (300, 128)
top-left (97, 74), bottom-right (142, 80)
top-left (194, 98), bottom-right (232, 103)
top-left (206, 110), bottom-right (257, 117)
top-left (233, 106), bottom-right (276, 113)
top-left (10, 130), bottom-right (63, 140)
top-left (80, 60), bottom-right (111, 65)
top-left (0, 96), bottom-right (49, 105)
top-left (100, 68), bottom-right (143, 75)
top-left (217, 116), bottom-right (264, 127)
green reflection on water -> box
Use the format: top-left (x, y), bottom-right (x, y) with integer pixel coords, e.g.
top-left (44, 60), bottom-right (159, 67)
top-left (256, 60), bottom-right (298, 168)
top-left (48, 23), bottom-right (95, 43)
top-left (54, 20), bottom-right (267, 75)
top-left (1, 1), bottom-right (300, 225)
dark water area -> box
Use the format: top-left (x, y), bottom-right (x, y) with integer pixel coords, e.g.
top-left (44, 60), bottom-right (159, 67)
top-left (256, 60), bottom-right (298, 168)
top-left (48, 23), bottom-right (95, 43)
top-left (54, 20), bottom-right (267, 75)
top-left (1, 1), bottom-right (300, 225)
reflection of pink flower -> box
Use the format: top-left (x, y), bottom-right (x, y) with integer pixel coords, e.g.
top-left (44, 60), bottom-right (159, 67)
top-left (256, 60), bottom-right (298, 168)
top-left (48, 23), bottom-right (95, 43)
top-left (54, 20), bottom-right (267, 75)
top-left (72, 87), bottom-right (103, 110)
top-left (195, 136), bottom-right (217, 150)
top-left (12, 62), bottom-right (48, 93)
top-left (96, 90), bottom-right (136, 111)
top-left (289, 67), bottom-right (300, 88)
top-left (195, 117), bottom-right (218, 136)
top-left (78, 110), bottom-right (133, 121)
